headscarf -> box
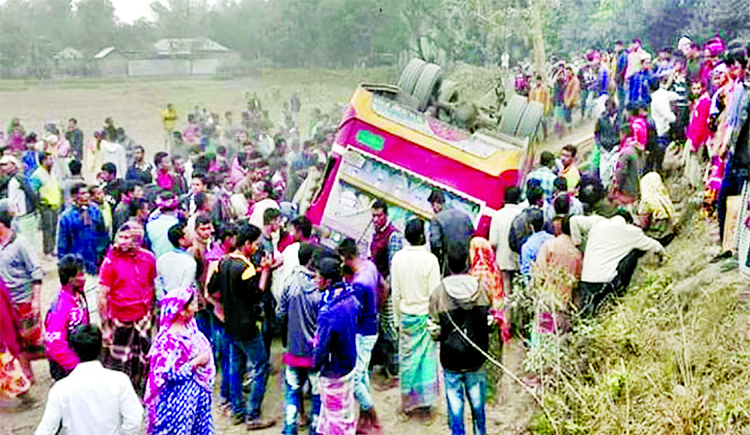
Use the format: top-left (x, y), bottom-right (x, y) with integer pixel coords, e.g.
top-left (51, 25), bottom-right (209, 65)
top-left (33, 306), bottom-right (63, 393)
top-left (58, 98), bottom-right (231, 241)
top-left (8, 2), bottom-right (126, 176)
top-left (468, 237), bottom-right (510, 342)
top-left (638, 172), bottom-right (675, 221)
top-left (144, 287), bottom-right (215, 429)
top-left (705, 37), bottom-right (725, 57)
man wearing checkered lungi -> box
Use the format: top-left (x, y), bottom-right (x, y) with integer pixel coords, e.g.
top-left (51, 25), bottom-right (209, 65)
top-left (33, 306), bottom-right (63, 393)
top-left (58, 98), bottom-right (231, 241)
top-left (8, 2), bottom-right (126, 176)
top-left (99, 222), bottom-right (156, 395)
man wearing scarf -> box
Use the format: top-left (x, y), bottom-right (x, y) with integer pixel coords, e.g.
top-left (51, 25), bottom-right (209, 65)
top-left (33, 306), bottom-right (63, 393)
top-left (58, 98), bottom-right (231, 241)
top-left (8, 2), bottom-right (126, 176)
top-left (99, 222), bottom-right (157, 396)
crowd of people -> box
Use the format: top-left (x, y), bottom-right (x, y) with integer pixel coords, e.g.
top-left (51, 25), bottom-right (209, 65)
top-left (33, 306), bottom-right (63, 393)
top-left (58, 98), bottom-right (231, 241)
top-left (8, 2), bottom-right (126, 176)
top-left (0, 32), bottom-right (748, 435)
top-left (511, 34), bottom-right (749, 376)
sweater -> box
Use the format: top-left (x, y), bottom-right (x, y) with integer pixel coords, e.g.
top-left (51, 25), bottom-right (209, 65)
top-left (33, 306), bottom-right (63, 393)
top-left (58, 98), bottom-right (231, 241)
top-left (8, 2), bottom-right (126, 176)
top-left (277, 266), bottom-right (321, 367)
top-left (45, 287), bottom-right (90, 374)
top-left (351, 260), bottom-right (380, 336)
top-left (314, 282), bottom-right (360, 378)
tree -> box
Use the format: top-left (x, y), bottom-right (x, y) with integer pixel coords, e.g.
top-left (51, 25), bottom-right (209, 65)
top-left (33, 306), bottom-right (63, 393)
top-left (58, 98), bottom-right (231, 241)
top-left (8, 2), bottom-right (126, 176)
top-left (75, 0), bottom-right (117, 54)
top-left (150, 0), bottom-right (210, 39)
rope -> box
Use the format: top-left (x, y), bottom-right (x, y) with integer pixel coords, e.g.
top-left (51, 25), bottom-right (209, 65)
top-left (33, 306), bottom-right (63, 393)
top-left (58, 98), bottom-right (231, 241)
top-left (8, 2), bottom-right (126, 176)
top-left (445, 310), bottom-right (560, 435)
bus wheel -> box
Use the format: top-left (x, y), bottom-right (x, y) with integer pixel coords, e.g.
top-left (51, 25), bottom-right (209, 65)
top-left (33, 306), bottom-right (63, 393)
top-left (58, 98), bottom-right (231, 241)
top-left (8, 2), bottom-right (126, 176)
top-left (414, 63), bottom-right (443, 112)
top-left (397, 59), bottom-right (427, 96)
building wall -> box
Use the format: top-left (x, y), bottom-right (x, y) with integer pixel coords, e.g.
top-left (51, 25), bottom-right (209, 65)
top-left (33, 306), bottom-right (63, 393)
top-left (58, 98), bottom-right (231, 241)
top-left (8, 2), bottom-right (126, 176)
top-left (191, 58), bottom-right (220, 75)
top-left (128, 59), bottom-right (192, 77)
top-left (98, 55), bottom-right (128, 78)
top-left (96, 54), bottom-right (240, 78)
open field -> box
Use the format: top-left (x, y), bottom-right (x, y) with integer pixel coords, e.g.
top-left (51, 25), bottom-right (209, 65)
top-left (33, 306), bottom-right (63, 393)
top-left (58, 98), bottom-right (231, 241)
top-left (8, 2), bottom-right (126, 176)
top-left (0, 67), bottom-right (397, 157)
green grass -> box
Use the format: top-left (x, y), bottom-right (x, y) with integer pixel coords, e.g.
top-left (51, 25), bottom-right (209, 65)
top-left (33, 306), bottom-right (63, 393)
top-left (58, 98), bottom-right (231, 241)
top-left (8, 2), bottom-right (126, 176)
top-left (532, 218), bottom-right (750, 435)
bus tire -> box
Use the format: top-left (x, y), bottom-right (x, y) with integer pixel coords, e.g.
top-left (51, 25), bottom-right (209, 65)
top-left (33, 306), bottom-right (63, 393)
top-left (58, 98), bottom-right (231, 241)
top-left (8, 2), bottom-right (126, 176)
top-left (518, 100), bottom-right (544, 140)
top-left (498, 95), bottom-right (528, 137)
top-left (397, 59), bottom-right (427, 95)
top-left (438, 79), bottom-right (460, 105)
top-left (414, 63), bottom-right (443, 111)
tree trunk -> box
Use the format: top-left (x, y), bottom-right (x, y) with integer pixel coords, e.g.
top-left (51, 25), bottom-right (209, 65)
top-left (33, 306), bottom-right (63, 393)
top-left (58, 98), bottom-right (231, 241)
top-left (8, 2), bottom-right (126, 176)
top-left (529, 0), bottom-right (546, 79)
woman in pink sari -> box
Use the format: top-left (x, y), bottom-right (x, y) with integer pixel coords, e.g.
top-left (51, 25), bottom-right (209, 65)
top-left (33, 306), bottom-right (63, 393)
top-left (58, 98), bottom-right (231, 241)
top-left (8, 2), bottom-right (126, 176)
top-left (144, 287), bottom-right (215, 435)
top-left (0, 278), bottom-right (31, 406)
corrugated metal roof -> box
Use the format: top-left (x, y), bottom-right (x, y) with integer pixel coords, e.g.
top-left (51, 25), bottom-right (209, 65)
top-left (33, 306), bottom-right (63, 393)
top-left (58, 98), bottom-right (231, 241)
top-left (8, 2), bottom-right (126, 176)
top-left (153, 38), bottom-right (231, 55)
top-left (94, 47), bottom-right (117, 59)
top-left (54, 47), bottom-right (84, 61)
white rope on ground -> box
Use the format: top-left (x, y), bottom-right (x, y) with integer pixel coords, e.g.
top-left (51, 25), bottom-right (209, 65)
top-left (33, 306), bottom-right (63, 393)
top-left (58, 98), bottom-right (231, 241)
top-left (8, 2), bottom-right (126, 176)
top-left (445, 311), bottom-right (561, 435)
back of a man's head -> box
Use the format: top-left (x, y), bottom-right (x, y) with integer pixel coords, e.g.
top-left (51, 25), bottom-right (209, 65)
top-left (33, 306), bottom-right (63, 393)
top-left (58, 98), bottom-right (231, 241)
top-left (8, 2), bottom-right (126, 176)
top-left (263, 207), bottom-right (281, 226)
top-left (553, 194), bottom-right (571, 216)
top-left (540, 151), bottom-right (555, 168)
top-left (447, 251), bottom-right (469, 275)
top-left (167, 221), bottom-right (187, 249)
top-left (553, 177), bottom-right (568, 194)
top-left (338, 237), bottom-right (358, 260)
top-left (68, 159), bottom-right (82, 176)
top-left (317, 256), bottom-right (343, 284)
top-left (70, 324), bottom-right (102, 363)
top-left (527, 186), bottom-right (545, 207)
top-left (404, 218), bottom-right (426, 246)
top-left (529, 210), bottom-right (544, 233)
top-left (291, 216), bottom-right (313, 239)
top-left (298, 243), bottom-right (321, 268)
top-left (504, 186), bottom-right (521, 205)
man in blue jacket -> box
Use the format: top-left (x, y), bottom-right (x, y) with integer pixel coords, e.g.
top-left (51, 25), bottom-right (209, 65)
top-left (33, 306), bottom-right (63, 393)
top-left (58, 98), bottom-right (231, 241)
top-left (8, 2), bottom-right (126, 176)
top-left (314, 257), bottom-right (362, 435)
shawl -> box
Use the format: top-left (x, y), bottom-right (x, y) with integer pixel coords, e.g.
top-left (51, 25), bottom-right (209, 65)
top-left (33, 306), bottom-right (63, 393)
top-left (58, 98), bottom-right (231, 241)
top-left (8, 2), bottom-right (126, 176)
top-left (0, 278), bottom-right (23, 356)
top-left (638, 172), bottom-right (675, 221)
top-left (156, 171), bottom-right (174, 191)
top-left (228, 156), bottom-right (249, 189)
top-left (468, 237), bottom-right (510, 342)
top-left (144, 288), bottom-right (215, 427)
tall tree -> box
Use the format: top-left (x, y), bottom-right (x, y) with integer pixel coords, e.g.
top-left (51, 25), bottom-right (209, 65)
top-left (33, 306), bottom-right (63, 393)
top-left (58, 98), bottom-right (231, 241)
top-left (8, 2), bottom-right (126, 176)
top-left (150, 0), bottom-right (210, 39)
top-left (75, 0), bottom-right (117, 54)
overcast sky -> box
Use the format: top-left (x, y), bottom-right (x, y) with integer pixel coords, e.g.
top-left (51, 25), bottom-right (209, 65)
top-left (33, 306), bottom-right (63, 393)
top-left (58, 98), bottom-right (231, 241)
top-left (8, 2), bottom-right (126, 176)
top-left (0, 1), bottom-right (217, 25)
top-left (111, 0), bottom-right (161, 24)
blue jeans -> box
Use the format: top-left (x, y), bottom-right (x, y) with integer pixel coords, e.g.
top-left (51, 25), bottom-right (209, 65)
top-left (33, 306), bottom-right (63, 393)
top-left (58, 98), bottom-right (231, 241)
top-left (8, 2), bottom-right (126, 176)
top-left (228, 334), bottom-right (270, 420)
top-left (354, 334), bottom-right (378, 410)
top-left (581, 89), bottom-right (590, 118)
top-left (197, 311), bottom-right (231, 401)
top-left (283, 366), bottom-right (320, 435)
top-left (213, 318), bottom-right (232, 402)
top-left (444, 369), bottom-right (487, 435)
top-left (718, 159), bottom-right (749, 245)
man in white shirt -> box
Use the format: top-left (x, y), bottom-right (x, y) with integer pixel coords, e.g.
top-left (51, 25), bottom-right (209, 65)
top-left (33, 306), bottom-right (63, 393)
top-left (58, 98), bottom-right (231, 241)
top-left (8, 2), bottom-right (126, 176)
top-left (488, 186), bottom-right (524, 292)
top-left (155, 221), bottom-right (197, 300)
top-left (390, 218), bottom-right (441, 414)
top-left (0, 155), bottom-right (39, 242)
top-left (651, 75), bottom-right (680, 141)
top-left (35, 325), bottom-right (143, 435)
top-left (572, 211), bottom-right (665, 316)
